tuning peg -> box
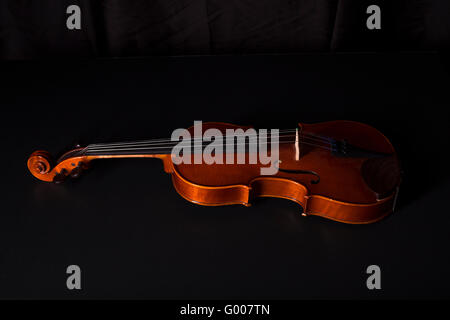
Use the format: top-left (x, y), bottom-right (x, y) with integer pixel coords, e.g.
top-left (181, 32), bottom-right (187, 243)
top-left (53, 169), bottom-right (67, 184)
top-left (70, 165), bottom-right (83, 178)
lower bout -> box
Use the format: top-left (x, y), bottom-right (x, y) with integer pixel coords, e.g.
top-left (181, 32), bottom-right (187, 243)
top-left (171, 172), bottom-right (397, 224)
top-left (305, 193), bottom-right (396, 224)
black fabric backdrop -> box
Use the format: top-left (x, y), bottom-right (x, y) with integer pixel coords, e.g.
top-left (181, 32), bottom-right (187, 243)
top-left (1, 0), bottom-right (450, 60)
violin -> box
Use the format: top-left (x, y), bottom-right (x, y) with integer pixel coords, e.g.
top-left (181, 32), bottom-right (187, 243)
top-left (27, 121), bottom-right (401, 224)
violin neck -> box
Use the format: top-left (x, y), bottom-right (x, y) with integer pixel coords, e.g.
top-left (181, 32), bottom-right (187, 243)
top-left (84, 146), bottom-right (172, 157)
top-left (83, 141), bottom-right (174, 157)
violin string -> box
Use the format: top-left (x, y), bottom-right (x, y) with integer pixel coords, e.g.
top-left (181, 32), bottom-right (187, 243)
top-left (87, 129), bottom-right (333, 149)
top-left (86, 133), bottom-right (333, 154)
top-left (84, 139), bottom-right (335, 155)
top-left (85, 136), bottom-right (334, 154)
top-left (85, 134), bottom-right (330, 152)
top-left (86, 131), bottom-right (294, 148)
top-left (86, 129), bottom-right (332, 148)
top-left (85, 136), bottom-right (333, 153)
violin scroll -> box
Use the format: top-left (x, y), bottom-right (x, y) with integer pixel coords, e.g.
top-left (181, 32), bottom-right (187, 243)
top-left (27, 151), bottom-right (54, 181)
top-left (27, 149), bottom-right (89, 183)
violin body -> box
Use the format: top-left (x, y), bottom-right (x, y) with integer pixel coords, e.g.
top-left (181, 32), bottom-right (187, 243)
top-left (28, 121), bottom-right (401, 224)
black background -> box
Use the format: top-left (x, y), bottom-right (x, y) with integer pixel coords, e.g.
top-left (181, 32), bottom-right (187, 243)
top-left (1, 52), bottom-right (449, 299)
top-left (2, 0), bottom-right (450, 60)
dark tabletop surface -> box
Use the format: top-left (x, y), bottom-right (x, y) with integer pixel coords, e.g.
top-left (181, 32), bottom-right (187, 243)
top-left (0, 52), bottom-right (449, 299)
